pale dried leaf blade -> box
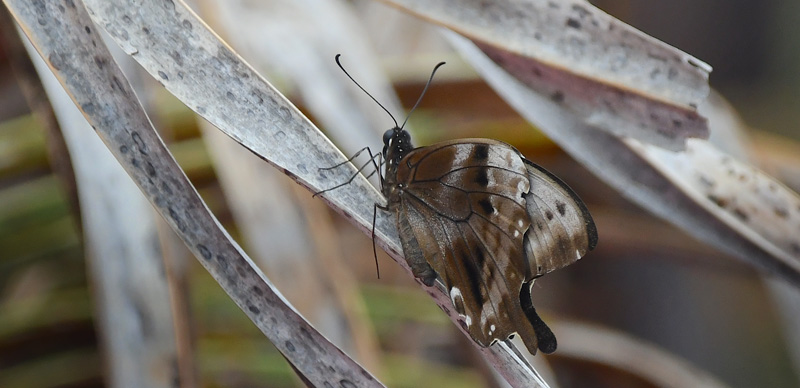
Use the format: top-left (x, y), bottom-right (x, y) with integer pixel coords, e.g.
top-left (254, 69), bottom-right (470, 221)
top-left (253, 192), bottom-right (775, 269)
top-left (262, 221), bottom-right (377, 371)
top-left (81, 0), bottom-right (384, 236)
top-left (448, 32), bottom-right (800, 286)
top-left (632, 139), bottom-right (800, 275)
top-left (3, 0), bottom-right (382, 386)
top-left (377, 0), bottom-right (710, 150)
top-left (22, 26), bottom-right (180, 388)
top-left (77, 0), bottom-right (554, 386)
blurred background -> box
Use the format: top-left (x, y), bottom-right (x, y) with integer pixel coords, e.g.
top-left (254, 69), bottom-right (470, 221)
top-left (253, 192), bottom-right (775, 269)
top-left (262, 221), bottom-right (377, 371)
top-left (1, 0), bottom-right (799, 387)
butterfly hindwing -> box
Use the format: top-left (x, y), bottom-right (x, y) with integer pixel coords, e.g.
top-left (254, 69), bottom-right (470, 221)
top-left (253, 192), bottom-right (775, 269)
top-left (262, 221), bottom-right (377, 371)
top-left (400, 194), bottom-right (538, 352)
top-left (522, 159), bottom-right (598, 277)
top-left (394, 140), bottom-right (544, 354)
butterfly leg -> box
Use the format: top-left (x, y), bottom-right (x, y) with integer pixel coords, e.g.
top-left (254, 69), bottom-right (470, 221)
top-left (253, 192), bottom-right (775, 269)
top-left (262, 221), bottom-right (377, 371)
top-left (371, 203), bottom-right (384, 279)
top-left (318, 146), bottom-right (372, 171)
top-left (313, 149), bottom-right (382, 197)
top-left (520, 280), bottom-right (557, 354)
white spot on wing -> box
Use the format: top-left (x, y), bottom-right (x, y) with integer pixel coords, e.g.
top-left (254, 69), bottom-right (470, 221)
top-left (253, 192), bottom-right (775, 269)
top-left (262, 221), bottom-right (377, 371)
top-left (517, 219), bottom-right (524, 227)
top-left (513, 230), bottom-right (520, 237)
top-left (575, 249), bottom-right (581, 260)
top-left (454, 146), bottom-right (470, 165)
top-left (450, 287), bottom-right (463, 305)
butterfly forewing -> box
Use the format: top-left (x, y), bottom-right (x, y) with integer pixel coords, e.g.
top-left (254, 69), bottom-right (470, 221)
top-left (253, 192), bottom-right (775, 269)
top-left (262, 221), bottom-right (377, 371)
top-left (522, 160), bottom-right (598, 277)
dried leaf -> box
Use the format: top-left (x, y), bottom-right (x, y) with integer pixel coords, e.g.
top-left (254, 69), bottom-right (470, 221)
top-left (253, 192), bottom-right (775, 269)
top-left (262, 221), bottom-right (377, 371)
top-left (378, 0), bottom-right (711, 150)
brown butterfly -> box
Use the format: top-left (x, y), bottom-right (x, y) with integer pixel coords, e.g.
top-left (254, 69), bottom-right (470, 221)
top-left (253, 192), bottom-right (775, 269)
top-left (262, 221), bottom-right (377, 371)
top-left (328, 55), bottom-right (597, 355)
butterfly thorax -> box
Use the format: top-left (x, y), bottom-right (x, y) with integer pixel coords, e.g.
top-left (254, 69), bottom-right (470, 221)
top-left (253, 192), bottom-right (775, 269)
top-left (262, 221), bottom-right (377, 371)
top-left (382, 127), bottom-right (414, 204)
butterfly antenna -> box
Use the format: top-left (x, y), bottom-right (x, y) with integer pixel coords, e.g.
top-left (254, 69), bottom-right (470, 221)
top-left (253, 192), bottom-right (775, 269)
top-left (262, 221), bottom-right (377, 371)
top-left (400, 61), bottom-right (446, 129)
top-left (336, 54), bottom-right (399, 128)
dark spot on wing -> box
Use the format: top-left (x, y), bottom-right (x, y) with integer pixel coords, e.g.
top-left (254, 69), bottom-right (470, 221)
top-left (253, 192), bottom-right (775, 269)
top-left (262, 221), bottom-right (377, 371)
top-left (478, 198), bottom-right (494, 215)
top-left (474, 144), bottom-right (489, 160)
top-left (475, 168), bottom-right (489, 187)
top-left (474, 246), bottom-right (486, 269)
top-left (545, 210), bottom-right (554, 220)
top-left (556, 202), bottom-right (566, 216)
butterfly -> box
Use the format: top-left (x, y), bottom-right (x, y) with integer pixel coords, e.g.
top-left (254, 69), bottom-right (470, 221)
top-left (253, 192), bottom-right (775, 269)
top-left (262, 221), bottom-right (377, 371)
top-left (326, 54), bottom-right (597, 355)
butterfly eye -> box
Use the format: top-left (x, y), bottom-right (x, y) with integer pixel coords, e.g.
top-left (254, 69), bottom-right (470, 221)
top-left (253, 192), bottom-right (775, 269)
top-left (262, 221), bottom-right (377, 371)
top-left (382, 129), bottom-right (394, 145)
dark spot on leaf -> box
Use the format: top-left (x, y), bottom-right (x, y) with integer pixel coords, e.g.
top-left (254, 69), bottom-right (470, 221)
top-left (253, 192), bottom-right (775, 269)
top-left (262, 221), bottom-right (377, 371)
top-left (668, 67), bottom-right (678, 80)
top-left (81, 103), bottom-right (96, 115)
top-left (340, 379), bottom-right (357, 388)
top-left (168, 206), bottom-right (186, 232)
top-left (216, 255), bottom-right (228, 270)
top-left (566, 18), bottom-right (581, 29)
top-left (733, 208), bottom-right (749, 222)
top-left (279, 106), bottom-right (292, 121)
top-left (572, 4), bottom-right (590, 18)
top-left (111, 76), bottom-right (126, 95)
top-left (160, 181), bottom-right (173, 195)
top-left (145, 161), bottom-right (156, 177)
top-left (707, 194), bottom-right (727, 208)
top-left (169, 50), bottom-right (183, 66)
top-left (197, 244), bottom-right (211, 260)
top-left (131, 131), bottom-right (148, 155)
top-left (698, 175), bottom-right (715, 188)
